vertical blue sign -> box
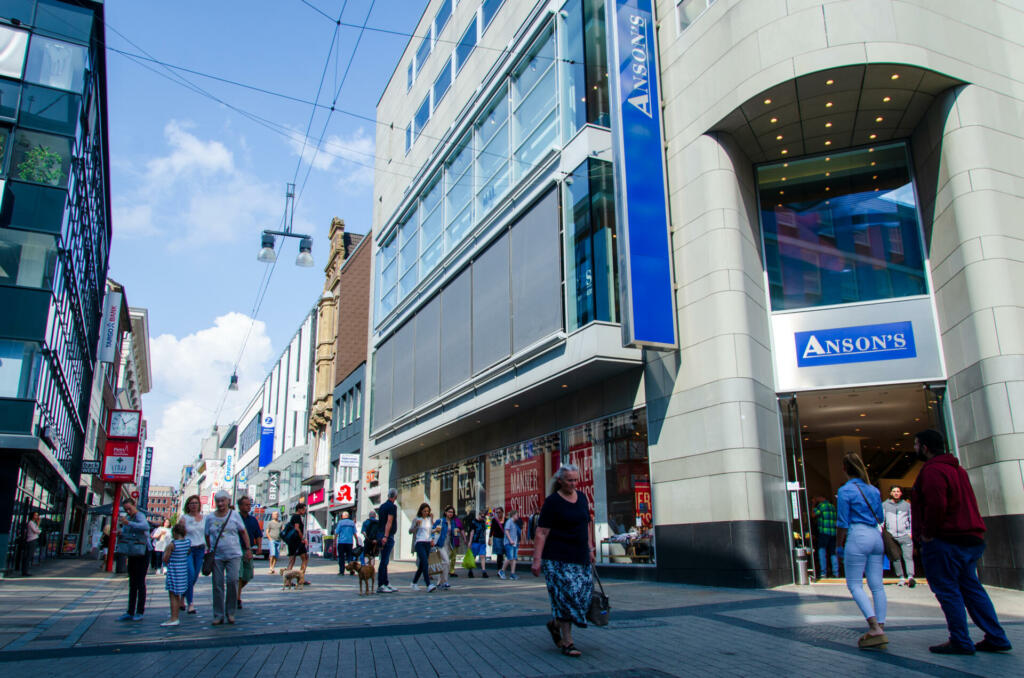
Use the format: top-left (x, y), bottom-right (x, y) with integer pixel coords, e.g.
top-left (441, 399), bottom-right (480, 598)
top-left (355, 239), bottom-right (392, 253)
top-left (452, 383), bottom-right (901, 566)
top-left (258, 414), bottom-right (275, 468)
top-left (606, 0), bottom-right (677, 349)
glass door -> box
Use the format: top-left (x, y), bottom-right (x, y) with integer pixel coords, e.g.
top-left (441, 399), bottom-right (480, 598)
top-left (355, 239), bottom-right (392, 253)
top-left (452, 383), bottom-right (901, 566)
top-left (779, 394), bottom-right (815, 582)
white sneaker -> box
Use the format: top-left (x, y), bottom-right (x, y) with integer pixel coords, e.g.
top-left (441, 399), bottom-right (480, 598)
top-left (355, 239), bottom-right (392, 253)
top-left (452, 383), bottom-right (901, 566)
top-left (410, 583), bottom-right (420, 591)
top-left (427, 583), bottom-right (437, 592)
top-left (160, 619), bottom-right (179, 627)
top-left (897, 578), bottom-right (906, 587)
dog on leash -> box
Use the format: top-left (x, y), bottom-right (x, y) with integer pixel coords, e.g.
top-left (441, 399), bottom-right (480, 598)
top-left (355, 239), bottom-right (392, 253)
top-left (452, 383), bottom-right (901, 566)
top-left (346, 560), bottom-right (376, 595)
top-left (281, 569), bottom-right (304, 590)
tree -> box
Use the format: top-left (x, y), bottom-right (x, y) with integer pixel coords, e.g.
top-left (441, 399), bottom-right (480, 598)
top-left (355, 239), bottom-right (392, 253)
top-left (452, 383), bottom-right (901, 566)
top-left (17, 144), bottom-right (63, 185)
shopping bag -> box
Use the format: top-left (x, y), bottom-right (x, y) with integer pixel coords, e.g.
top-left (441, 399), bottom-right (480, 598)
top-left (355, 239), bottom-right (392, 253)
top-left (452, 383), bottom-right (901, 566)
top-left (462, 548), bottom-right (476, 570)
top-left (428, 548), bottom-right (445, 575)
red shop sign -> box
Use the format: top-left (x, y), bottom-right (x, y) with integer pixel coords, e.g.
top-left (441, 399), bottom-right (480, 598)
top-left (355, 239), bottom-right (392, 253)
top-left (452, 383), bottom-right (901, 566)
top-left (307, 488), bottom-right (325, 505)
top-left (100, 439), bottom-right (139, 482)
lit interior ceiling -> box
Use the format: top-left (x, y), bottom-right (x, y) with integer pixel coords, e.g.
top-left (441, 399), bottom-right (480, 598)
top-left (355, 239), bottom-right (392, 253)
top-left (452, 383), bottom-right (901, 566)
top-left (712, 64), bottom-right (962, 163)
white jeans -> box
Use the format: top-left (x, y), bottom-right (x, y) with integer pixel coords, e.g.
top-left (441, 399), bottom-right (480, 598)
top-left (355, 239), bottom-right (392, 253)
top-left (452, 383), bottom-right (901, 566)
top-left (844, 523), bottom-right (886, 623)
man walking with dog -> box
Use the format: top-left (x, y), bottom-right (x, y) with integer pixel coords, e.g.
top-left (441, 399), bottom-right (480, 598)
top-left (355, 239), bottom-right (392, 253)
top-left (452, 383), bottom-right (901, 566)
top-left (334, 511), bottom-right (356, 575)
top-left (265, 511), bottom-right (282, 574)
top-left (376, 489), bottom-right (399, 593)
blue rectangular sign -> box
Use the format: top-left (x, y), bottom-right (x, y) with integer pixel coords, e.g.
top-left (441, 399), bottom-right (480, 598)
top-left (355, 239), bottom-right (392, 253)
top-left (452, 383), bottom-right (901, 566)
top-left (795, 321), bottom-right (917, 367)
top-left (258, 414), bottom-right (275, 468)
top-left (606, 0), bottom-right (677, 349)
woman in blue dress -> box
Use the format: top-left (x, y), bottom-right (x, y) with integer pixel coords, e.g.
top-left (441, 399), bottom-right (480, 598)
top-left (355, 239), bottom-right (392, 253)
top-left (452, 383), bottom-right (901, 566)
top-left (161, 522), bottom-right (191, 627)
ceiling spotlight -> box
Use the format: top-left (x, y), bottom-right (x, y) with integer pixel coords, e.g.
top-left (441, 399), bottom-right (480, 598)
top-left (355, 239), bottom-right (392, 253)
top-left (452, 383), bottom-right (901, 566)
top-left (776, 134), bottom-right (783, 140)
top-left (296, 237), bottom-right (315, 267)
top-left (825, 121), bottom-right (833, 128)
top-left (770, 117), bottom-right (779, 124)
top-left (875, 116), bottom-right (884, 122)
top-left (825, 101), bottom-right (833, 108)
top-left (763, 98), bottom-right (772, 105)
top-left (781, 149), bottom-right (788, 155)
top-left (869, 133), bottom-right (878, 139)
top-left (890, 73), bottom-right (900, 80)
top-left (257, 233), bottom-right (277, 263)
top-left (824, 140), bottom-right (832, 146)
top-left (882, 96), bottom-right (892, 103)
top-left (825, 157), bottom-right (831, 162)
top-left (825, 79), bottom-right (835, 85)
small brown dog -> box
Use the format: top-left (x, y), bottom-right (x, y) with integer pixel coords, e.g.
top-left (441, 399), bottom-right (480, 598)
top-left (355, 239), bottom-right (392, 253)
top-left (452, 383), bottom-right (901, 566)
top-left (281, 569), bottom-right (304, 590)
top-left (346, 560), bottom-right (376, 595)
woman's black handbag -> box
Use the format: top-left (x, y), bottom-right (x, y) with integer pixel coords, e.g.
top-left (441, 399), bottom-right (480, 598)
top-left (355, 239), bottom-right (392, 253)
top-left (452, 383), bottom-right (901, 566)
top-left (202, 510), bottom-right (232, 576)
top-left (587, 568), bottom-right (610, 626)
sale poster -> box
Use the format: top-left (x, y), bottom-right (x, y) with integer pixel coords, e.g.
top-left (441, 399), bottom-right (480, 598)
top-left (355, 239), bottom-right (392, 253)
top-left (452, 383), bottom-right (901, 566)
top-left (504, 455), bottom-right (545, 559)
top-left (556, 443), bottom-right (594, 508)
top-left (634, 480), bottom-right (652, 528)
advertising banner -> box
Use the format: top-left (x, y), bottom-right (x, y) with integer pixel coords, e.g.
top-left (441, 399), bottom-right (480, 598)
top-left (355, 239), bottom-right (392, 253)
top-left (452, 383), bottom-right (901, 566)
top-left (505, 456), bottom-right (545, 559)
top-left (557, 444), bottom-right (595, 509)
top-left (100, 439), bottom-right (139, 482)
top-left (138, 446), bottom-right (154, 507)
top-left (98, 291), bottom-right (122, 363)
top-left (258, 415), bottom-right (275, 468)
top-left (267, 470), bottom-right (280, 503)
top-left (606, 0), bottom-right (677, 349)
top-left (634, 480), bottom-right (652, 529)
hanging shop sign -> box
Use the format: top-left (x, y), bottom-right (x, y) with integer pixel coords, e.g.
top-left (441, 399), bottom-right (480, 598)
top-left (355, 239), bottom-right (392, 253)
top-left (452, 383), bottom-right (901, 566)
top-left (258, 415), bottom-right (275, 468)
top-left (308, 488), bottom-right (325, 505)
top-left (606, 0), bottom-right (677, 350)
top-left (267, 470), bottom-right (280, 503)
top-left (98, 291), bottom-right (122, 363)
top-left (100, 439), bottom-right (139, 482)
top-left (338, 454), bottom-right (361, 467)
top-left (80, 460), bottom-right (101, 475)
top-left (334, 482), bottom-right (355, 506)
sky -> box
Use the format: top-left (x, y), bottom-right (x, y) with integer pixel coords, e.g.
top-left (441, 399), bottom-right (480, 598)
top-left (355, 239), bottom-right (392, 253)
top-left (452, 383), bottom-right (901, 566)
top-left (102, 0), bottom-right (427, 486)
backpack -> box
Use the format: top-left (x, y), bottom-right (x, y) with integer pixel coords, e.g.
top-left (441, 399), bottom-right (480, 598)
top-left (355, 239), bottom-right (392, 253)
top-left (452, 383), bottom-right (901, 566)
top-left (363, 518), bottom-right (380, 542)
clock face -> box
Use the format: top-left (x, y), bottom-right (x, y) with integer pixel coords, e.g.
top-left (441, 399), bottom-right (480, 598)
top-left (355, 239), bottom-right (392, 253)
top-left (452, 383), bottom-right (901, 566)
top-left (109, 411), bottom-right (140, 438)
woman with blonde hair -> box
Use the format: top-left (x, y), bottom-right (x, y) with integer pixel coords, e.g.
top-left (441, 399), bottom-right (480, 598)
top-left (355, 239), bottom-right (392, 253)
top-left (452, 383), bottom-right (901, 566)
top-left (837, 452), bottom-right (888, 649)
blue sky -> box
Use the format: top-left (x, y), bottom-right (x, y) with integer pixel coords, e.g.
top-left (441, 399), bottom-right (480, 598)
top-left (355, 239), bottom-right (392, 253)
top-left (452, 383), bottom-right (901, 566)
top-left (102, 1), bottom-right (426, 484)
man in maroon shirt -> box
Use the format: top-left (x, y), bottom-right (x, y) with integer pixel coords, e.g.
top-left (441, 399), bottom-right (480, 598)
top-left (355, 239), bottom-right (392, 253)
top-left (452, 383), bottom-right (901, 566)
top-left (912, 429), bottom-right (1012, 655)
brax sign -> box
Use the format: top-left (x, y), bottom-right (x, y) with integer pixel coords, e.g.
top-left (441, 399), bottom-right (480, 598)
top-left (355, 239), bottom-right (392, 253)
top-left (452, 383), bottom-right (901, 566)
top-left (795, 321), bottom-right (917, 367)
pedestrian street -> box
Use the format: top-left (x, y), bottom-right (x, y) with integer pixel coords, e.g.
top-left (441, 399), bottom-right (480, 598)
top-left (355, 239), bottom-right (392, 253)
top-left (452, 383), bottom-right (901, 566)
top-left (1, 557), bottom-right (1022, 677)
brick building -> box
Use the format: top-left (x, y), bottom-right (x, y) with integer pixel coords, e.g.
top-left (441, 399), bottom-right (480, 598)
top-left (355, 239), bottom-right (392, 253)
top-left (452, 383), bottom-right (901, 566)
top-left (145, 485), bottom-right (176, 523)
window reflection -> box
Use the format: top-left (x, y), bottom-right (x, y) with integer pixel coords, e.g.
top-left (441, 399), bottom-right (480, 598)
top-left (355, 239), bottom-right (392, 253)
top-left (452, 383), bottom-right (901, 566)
top-left (11, 129), bottom-right (71, 187)
top-left (0, 79), bottom-right (21, 121)
top-left (0, 339), bottom-right (42, 399)
top-left (0, 25), bottom-right (29, 80)
top-left (757, 143), bottom-right (927, 311)
top-left (24, 35), bottom-right (88, 94)
top-left (564, 158), bottom-right (619, 330)
top-left (0, 227), bottom-right (58, 289)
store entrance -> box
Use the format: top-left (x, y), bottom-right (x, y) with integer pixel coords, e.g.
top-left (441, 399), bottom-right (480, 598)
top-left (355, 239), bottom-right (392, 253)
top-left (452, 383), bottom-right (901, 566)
top-left (780, 383), bottom-right (949, 583)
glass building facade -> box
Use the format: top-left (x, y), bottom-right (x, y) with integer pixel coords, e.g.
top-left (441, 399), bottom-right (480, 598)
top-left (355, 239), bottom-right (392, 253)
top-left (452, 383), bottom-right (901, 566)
top-left (0, 0), bottom-right (111, 574)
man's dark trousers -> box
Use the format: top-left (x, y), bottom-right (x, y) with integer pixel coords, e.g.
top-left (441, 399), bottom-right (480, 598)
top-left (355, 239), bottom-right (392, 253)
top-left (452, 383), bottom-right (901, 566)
top-left (337, 544), bottom-right (353, 573)
top-left (922, 538), bottom-right (1010, 650)
top-left (377, 537), bottom-right (394, 587)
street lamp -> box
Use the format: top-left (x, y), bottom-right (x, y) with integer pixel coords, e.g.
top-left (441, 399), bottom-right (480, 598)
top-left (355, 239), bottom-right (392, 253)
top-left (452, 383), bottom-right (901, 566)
top-left (228, 372), bottom-right (239, 391)
top-left (256, 183), bottom-right (314, 267)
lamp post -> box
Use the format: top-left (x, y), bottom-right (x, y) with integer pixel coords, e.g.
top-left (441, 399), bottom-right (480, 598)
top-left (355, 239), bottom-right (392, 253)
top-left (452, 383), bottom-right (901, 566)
top-left (258, 183), bottom-right (315, 267)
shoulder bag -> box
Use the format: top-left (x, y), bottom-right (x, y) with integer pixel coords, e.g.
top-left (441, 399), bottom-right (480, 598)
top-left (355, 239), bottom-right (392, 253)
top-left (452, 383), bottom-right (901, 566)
top-left (853, 484), bottom-right (902, 563)
top-left (202, 510), bottom-right (232, 576)
top-left (114, 521), bottom-right (148, 557)
top-left (587, 567), bottom-right (610, 626)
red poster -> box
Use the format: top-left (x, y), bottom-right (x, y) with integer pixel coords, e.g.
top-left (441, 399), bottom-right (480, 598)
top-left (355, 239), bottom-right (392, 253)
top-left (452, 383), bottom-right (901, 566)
top-left (559, 444), bottom-right (594, 508)
top-left (100, 439), bottom-right (139, 482)
top-left (634, 480), bottom-right (652, 529)
top-left (505, 456), bottom-right (545, 559)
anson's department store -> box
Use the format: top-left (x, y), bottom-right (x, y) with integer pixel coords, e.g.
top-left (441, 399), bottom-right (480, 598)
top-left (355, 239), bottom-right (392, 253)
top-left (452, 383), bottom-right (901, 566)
top-left (363, 0), bottom-right (1024, 589)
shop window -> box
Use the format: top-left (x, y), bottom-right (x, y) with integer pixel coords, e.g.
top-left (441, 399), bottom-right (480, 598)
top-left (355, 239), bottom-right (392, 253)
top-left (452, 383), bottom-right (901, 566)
top-left (0, 226), bottom-right (57, 289)
top-left (677, 0), bottom-right (716, 33)
top-left (454, 18), bottom-right (477, 74)
top-left (564, 158), bottom-right (619, 330)
top-left (0, 339), bottom-right (42, 398)
top-left (0, 24), bottom-right (29, 80)
top-left (18, 84), bottom-right (80, 136)
top-left (444, 134), bottom-right (473, 251)
top-left (474, 87), bottom-right (509, 217)
top-left (0, 79), bottom-right (21, 121)
top-left (24, 35), bottom-right (88, 94)
top-left (11, 129), bottom-right (71, 187)
top-left (512, 28), bottom-right (557, 178)
top-left (757, 142), bottom-right (928, 311)
top-left (34, 0), bottom-right (96, 44)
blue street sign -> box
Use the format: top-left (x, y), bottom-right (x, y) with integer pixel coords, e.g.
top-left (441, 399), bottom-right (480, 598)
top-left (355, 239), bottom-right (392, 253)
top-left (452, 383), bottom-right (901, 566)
top-left (258, 415), bottom-right (275, 468)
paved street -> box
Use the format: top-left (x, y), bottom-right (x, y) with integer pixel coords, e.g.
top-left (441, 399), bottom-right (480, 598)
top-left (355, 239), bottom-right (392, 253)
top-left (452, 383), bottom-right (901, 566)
top-left (1, 557), bottom-right (1022, 677)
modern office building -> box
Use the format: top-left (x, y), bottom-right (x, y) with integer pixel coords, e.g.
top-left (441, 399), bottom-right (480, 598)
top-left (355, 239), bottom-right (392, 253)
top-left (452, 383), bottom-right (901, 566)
top-left (0, 0), bottom-right (113, 574)
top-left (364, 0), bottom-right (1024, 589)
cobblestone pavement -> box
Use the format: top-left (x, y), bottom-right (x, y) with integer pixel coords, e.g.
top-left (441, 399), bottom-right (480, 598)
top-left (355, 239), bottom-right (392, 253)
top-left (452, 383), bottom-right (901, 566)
top-left (1, 556), bottom-right (1022, 677)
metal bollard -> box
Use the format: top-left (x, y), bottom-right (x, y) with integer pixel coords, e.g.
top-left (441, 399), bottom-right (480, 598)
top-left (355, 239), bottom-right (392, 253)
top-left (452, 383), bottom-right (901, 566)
top-left (795, 547), bottom-right (810, 585)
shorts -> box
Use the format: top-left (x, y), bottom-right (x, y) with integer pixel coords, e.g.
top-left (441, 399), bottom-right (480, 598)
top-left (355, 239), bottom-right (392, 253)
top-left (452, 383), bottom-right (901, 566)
top-left (269, 540), bottom-right (281, 558)
top-left (471, 542), bottom-right (487, 558)
top-left (239, 558), bottom-right (254, 582)
top-left (504, 544), bottom-right (518, 560)
top-left (288, 539), bottom-right (307, 557)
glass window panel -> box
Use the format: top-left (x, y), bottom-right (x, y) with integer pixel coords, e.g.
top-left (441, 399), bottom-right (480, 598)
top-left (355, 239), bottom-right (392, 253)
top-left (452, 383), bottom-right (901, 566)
top-left (415, 34), bottom-right (431, 77)
top-left (399, 265), bottom-right (418, 298)
top-left (0, 126), bottom-right (9, 174)
top-left (0, 1), bottom-right (35, 25)
top-left (421, 174), bottom-right (442, 214)
top-left (0, 25), bottom-right (29, 79)
top-left (514, 110), bottom-right (557, 175)
top-left (34, 0), bottom-right (95, 44)
top-left (471, 232), bottom-right (511, 373)
top-left (433, 56), bottom-right (452, 107)
top-left (380, 258), bottom-right (397, 292)
top-left (0, 79), bottom-right (20, 121)
top-left (399, 218), bottom-right (418, 275)
top-left (372, 340), bottom-right (393, 429)
top-left (455, 18), bottom-right (477, 73)
top-left (11, 129), bottom-right (71, 187)
top-left (510, 189), bottom-right (561, 351)
top-left (677, 0), bottom-right (715, 32)
top-left (512, 31), bottom-right (555, 103)
top-left (24, 35), bottom-right (88, 94)
top-left (440, 266), bottom-right (471, 391)
top-left (0, 181), bottom-right (67, 233)
top-left (420, 236), bottom-right (442, 275)
top-left (0, 226), bottom-right (57, 289)
top-left (515, 66), bottom-right (557, 137)
top-left (476, 91), bottom-right (508, 146)
top-left (446, 204), bottom-right (472, 250)
top-left (476, 124), bottom-right (508, 185)
top-left (558, 0), bottom-right (587, 139)
top-left (582, 0), bottom-right (610, 127)
top-left (381, 233), bottom-right (398, 266)
top-left (447, 134), bottom-right (472, 178)
top-left (405, 123), bottom-right (412, 153)
top-left (0, 339), bottom-right (41, 399)
top-left (380, 285), bottom-right (398, 318)
top-left (407, 62), bottom-right (413, 90)
top-left (391, 321), bottom-right (415, 417)
top-left (18, 85), bottom-right (79, 136)
top-left (564, 158), bottom-right (618, 330)
top-left (413, 294), bottom-right (441, 407)
top-left (481, 0), bottom-right (504, 31)
top-left (757, 142), bottom-right (927, 311)
top-left (414, 95), bottom-right (430, 140)
top-left (434, 0), bottom-right (452, 35)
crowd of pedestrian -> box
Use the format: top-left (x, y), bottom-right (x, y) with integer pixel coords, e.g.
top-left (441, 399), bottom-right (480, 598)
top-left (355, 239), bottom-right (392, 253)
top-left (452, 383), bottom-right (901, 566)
top-left (97, 428), bottom-right (1011, 661)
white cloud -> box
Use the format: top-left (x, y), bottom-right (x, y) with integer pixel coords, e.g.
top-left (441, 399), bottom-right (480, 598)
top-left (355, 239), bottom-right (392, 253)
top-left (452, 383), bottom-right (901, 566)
top-left (287, 126), bottom-right (376, 187)
top-left (146, 312), bottom-right (272, 486)
top-left (113, 120), bottom-right (281, 249)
